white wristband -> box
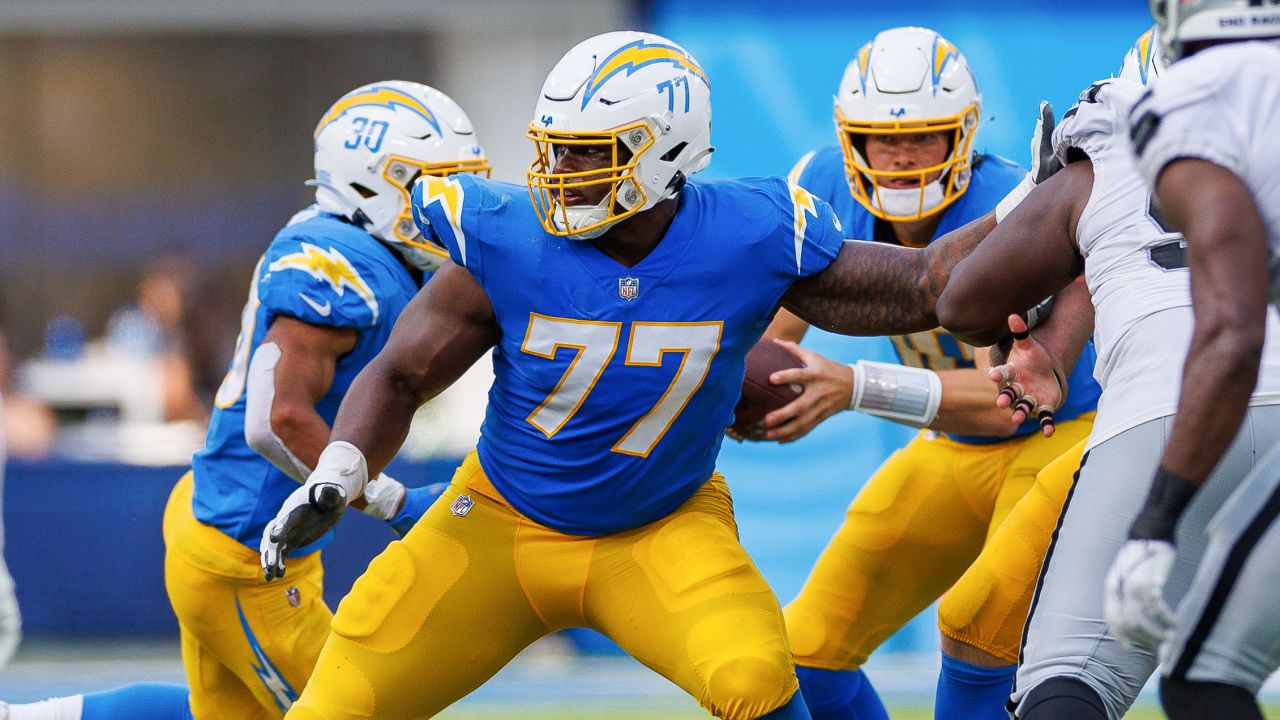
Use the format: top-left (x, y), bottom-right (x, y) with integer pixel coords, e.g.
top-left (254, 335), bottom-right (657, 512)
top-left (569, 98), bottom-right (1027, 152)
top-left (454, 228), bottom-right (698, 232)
top-left (848, 360), bottom-right (942, 429)
top-left (994, 172), bottom-right (1037, 223)
top-left (360, 473), bottom-right (407, 521)
top-left (312, 441), bottom-right (370, 501)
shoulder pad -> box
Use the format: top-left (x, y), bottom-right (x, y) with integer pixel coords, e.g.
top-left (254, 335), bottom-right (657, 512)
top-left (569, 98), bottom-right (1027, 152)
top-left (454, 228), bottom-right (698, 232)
top-left (258, 236), bottom-right (384, 329)
top-left (1053, 79), bottom-right (1144, 165)
top-left (412, 174), bottom-right (513, 269)
top-left (788, 151), bottom-right (818, 186)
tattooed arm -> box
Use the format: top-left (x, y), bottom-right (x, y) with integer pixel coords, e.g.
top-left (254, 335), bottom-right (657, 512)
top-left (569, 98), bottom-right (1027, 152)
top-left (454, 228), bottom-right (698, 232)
top-left (780, 212), bottom-right (997, 336)
top-left (937, 161), bottom-right (1091, 346)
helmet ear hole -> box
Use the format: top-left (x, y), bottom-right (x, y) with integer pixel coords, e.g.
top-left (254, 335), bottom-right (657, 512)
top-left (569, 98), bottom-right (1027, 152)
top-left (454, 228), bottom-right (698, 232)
top-left (350, 182), bottom-right (378, 199)
top-left (661, 141), bottom-right (688, 162)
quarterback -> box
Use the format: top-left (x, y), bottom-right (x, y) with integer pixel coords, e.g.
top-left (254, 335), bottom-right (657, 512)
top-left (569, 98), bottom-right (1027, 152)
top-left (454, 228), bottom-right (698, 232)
top-left (3, 82), bottom-right (485, 720)
top-left (939, 25), bottom-right (1280, 720)
top-left (761, 27), bottom-right (1098, 720)
top-left (260, 31), bottom-right (1037, 720)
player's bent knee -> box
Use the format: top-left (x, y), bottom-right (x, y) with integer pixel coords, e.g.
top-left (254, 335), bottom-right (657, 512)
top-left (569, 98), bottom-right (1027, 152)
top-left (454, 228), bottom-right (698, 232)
top-left (1019, 677), bottom-right (1108, 720)
top-left (1159, 675), bottom-right (1263, 720)
top-left (705, 656), bottom-right (798, 720)
top-left (285, 645), bottom-right (377, 719)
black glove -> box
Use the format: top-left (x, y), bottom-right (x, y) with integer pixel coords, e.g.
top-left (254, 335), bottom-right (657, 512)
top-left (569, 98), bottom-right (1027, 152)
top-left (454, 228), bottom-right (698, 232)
top-left (260, 483), bottom-right (347, 581)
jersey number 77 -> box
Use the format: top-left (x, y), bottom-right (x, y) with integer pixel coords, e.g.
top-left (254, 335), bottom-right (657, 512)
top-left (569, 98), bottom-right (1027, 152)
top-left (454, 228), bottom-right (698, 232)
top-left (521, 313), bottom-right (722, 458)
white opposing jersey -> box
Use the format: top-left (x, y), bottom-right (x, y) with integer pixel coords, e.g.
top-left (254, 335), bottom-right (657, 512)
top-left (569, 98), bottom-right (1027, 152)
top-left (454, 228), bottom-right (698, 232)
top-left (1130, 41), bottom-right (1280, 301)
top-left (1054, 78), bottom-right (1280, 447)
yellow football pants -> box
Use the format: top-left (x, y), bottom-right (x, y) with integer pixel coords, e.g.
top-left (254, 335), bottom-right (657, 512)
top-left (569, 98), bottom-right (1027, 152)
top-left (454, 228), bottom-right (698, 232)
top-left (937, 436), bottom-right (1088, 661)
top-left (164, 472), bottom-right (332, 720)
top-left (285, 452), bottom-right (798, 720)
top-left (785, 414), bottom-right (1093, 668)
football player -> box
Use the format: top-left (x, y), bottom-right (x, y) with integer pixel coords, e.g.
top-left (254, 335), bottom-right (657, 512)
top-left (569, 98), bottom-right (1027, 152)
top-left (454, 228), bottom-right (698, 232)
top-left (759, 27), bottom-right (1100, 720)
top-left (937, 24), bottom-right (1280, 720)
top-left (258, 30), bottom-right (1043, 720)
top-left (3, 81), bottom-right (486, 720)
top-left (1101, 2), bottom-right (1280, 718)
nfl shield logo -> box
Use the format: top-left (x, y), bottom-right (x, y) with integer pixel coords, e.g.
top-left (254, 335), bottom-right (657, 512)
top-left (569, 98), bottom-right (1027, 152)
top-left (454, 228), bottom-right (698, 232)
top-left (450, 494), bottom-right (475, 517)
top-left (618, 276), bottom-right (639, 302)
top-left (286, 586), bottom-right (301, 608)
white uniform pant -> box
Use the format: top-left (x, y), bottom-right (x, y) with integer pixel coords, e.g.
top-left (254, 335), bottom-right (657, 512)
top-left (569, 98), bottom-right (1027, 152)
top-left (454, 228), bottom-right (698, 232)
top-left (1010, 405), bottom-right (1280, 719)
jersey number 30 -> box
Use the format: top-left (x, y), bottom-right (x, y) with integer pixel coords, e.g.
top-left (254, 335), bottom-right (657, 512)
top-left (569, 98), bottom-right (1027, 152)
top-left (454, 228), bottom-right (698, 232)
top-left (521, 313), bottom-right (722, 458)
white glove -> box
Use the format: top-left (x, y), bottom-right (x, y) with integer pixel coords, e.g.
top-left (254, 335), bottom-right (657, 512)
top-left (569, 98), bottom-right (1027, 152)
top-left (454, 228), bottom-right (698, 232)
top-left (359, 473), bottom-right (407, 522)
top-left (1104, 539), bottom-right (1177, 650)
top-left (260, 441), bottom-right (368, 581)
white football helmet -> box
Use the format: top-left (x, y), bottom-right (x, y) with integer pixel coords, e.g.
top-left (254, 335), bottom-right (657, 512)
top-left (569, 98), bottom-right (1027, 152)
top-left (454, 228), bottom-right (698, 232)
top-left (527, 31), bottom-right (713, 240)
top-left (1149, 0), bottom-right (1280, 59)
top-left (1119, 27), bottom-right (1169, 86)
top-left (311, 81), bottom-right (490, 271)
top-left (834, 27), bottom-right (981, 222)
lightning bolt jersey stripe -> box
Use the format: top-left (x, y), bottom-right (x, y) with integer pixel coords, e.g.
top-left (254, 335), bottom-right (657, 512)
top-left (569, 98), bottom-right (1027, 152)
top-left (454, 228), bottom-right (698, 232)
top-left (412, 175), bottom-right (844, 535)
top-left (791, 147), bottom-right (1102, 443)
top-left (192, 208), bottom-right (422, 551)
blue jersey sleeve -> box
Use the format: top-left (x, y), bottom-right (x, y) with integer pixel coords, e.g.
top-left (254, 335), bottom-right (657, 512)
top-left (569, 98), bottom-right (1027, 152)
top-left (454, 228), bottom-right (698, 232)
top-left (780, 179), bottom-right (845, 278)
top-left (411, 174), bottom-right (492, 283)
top-left (257, 235), bottom-right (384, 329)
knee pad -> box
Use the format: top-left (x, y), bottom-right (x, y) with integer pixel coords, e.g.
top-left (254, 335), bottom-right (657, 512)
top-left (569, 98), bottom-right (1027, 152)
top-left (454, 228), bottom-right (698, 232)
top-left (1159, 676), bottom-right (1263, 720)
top-left (1019, 677), bottom-right (1108, 720)
top-left (705, 656), bottom-right (796, 720)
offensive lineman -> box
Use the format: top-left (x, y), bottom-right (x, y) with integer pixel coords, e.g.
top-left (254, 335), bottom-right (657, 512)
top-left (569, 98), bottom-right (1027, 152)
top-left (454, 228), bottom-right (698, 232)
top-left (762, 27), bottom-right (1099, 720)
top-left (1100, 2), bottom-right (1280, 718)
top-left (258, 31), bottom-right (1040, 720)
top-left (936, 28), bottom-right (1280, 720)
top-left (2, 82), bottom-right (485, 720)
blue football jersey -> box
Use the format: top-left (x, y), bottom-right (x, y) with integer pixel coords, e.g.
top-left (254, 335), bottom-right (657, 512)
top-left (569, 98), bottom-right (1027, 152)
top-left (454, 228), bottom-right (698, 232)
top-left (792, 147), bottom-right (1101, 442)
top-left (412, 174), bottom-right (844, 535)
top-left (191, 207), bottom-right (423, 551)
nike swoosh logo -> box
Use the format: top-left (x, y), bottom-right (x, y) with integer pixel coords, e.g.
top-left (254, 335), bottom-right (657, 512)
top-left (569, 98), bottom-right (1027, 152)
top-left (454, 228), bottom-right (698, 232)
top-left (298, 293), bottom-right (332, 317)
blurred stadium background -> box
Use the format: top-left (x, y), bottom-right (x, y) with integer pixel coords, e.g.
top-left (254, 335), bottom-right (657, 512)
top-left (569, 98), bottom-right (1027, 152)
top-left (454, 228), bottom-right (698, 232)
top-left (2, 0), bottom-right (1269, 716)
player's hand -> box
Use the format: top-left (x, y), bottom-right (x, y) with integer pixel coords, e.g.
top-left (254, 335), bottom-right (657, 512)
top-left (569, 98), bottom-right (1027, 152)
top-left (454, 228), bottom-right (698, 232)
top-left (988, 314), bottom-right (1064, 437)
top-left (1105, 539), bottom-right (1177, 651)
top-left (1030, 101), bottom-right (1062, 185)
top-left (762, 341), bottom-right (852, 443)
top-left (261, 479), bottom-right (348, 581)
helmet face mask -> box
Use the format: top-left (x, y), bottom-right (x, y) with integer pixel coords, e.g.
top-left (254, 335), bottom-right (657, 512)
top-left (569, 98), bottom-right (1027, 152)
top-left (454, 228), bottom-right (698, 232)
top-left (311, 81), bottom-right (490, 271)
top-left (526, 31), bottom-right (713, 240)
top-left (528, 120), bottom-right (656, 240)
top-left (834, 27), bottom-right (982, 223)
top-left (379, 153), bottom-right (491, 264)
top-left (836, 104), bottom-right (979, 222)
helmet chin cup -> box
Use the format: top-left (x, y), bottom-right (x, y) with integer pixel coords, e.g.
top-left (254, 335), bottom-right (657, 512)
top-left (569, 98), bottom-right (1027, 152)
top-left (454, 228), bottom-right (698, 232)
top-left (870, 180), bottom-right (946, 219)
top-left (555, 198), bottom-right (613, 240)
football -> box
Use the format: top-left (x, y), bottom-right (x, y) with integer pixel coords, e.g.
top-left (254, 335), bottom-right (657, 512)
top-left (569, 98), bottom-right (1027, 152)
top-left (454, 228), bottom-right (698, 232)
top-left (730, 338), bottom-right (806, 441)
